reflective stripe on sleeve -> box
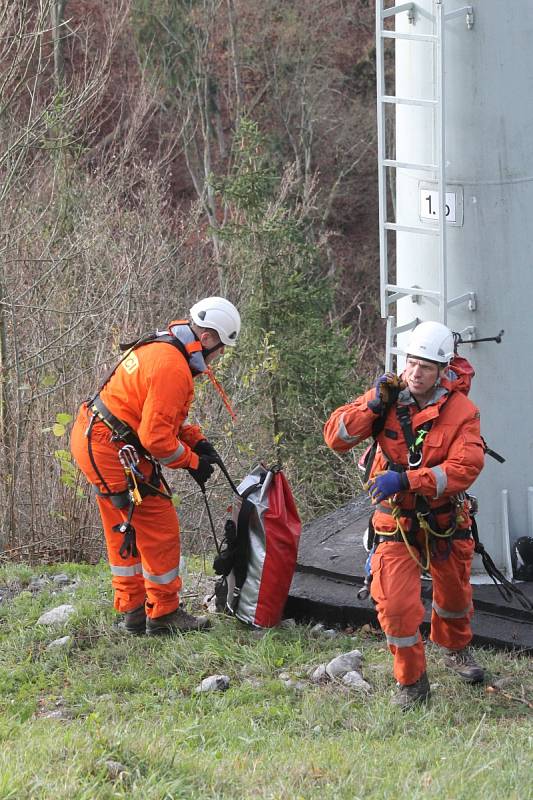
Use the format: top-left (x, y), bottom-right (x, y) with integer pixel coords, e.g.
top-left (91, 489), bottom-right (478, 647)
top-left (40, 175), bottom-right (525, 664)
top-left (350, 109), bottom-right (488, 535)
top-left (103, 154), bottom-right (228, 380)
top-left (431, 466), bottom-right (447, 498)
top-left (159, 443), bottom-right (186, 465)
top-left (338, 414), bottom-right (359, 444)
top-left (110, 563), bottom-right (143, 577)
top-left (142, 565), bottom-right (180, 585)
top-left (385, 631), bottom-right (420, 648)
top-left (432, 601), bottom-right (472, 619)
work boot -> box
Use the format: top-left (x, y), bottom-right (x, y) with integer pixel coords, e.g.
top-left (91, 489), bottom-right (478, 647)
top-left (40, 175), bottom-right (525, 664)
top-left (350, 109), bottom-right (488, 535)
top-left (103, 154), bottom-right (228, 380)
top-left (443, 647), bottom-right (485, 683)
top-left (120, 605), bottom-right (146, 635)
top-left (146, 607), bottom-right (212, 636)
top-left (391, 672), bottom-right (431, 711)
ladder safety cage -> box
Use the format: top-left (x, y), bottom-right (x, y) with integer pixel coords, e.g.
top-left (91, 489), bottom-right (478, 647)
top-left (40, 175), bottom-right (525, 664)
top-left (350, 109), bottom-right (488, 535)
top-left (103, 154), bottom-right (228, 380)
top-left (376, 1), bottom-right (475, 369)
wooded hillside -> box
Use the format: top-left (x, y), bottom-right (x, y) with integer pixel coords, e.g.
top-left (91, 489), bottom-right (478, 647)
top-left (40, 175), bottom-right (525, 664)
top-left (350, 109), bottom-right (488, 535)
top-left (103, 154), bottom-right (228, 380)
top-left (0, 0), bottom-right (384, 561)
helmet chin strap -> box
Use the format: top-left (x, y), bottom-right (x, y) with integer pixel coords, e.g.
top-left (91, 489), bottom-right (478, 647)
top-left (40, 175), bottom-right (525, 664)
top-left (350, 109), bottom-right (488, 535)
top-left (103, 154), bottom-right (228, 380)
top-left (202, 341), bottom-right (224, 359)
top-left (189, 320), bottom-right (225, 360)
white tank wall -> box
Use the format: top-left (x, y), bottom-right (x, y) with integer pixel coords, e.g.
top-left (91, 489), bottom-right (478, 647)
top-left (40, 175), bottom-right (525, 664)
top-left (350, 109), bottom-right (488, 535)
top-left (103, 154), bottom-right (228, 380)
top-left (394, 1), bottom-right (533, 573)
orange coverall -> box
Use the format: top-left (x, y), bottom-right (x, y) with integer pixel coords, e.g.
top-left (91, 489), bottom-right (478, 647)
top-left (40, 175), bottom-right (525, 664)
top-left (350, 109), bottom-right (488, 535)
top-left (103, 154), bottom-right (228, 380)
top-left (71, 326), bottom-right (205, 619)
top-left (324, 365), bottom-right (484, 685)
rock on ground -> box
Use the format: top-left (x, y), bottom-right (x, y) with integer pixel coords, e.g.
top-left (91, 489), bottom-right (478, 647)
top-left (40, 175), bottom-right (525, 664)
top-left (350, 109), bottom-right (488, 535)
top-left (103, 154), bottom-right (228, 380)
top-left (37, 604), bottom-right (76, 625)
top-left (195, 675), bottom-right (230, 693)
top-left (325, 650), bottom-right (363, 679)
top-left (46, 635), bottom-right (72, 650)
top-left (342, 670), bottom-right (371, 691)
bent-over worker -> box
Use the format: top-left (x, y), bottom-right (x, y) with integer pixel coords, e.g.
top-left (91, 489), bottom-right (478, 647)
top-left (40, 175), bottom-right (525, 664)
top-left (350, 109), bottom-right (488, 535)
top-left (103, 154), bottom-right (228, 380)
top-left (71, 297), bottom-right (240, 636)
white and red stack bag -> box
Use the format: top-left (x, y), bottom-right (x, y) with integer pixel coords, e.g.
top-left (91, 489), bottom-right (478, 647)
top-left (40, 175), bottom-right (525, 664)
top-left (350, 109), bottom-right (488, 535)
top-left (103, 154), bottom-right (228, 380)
top-left (224, 464), bottom-right (301, 628)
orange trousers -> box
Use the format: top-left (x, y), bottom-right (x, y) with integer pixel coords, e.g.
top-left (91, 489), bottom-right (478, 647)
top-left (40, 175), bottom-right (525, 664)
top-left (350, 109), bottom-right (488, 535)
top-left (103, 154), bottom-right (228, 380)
top-left (370, 536), bottom-right (474, 685)
top-left (70, 406), bottom-right (182, 618)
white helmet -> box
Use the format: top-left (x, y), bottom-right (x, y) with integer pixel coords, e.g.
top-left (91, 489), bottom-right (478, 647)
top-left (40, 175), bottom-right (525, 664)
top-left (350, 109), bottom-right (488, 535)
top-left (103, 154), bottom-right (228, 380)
top-left (190, 296), bottom-right (241, 346)
top-left (406, 321), bottom-right (454, 364)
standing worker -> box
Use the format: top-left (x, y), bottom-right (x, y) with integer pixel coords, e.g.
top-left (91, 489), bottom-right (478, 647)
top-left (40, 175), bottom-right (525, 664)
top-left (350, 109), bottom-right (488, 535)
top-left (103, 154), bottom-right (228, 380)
top-left (71, 297), bottom-right (240, 636)
top-left (324, 321), bottom-right (485, 709)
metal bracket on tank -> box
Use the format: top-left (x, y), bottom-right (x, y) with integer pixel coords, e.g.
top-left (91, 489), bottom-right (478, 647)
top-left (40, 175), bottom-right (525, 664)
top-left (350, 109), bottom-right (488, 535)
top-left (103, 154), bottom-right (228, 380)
top-left (448, 291), bottom-right (477, 312)
top-left (444, 5), bottom-right (474, 30)
top-left (410, 285), bottom-right (421, 304)
top-left (456, 325), bottom-right (476, 346)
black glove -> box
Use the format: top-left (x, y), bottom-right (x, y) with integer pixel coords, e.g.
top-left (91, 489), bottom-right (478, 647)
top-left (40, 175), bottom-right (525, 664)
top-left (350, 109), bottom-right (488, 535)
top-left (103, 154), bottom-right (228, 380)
top-left (188, 454), bottom-right (216, 487)
top-left (213, 519), bottom-right (238, 576)
top-left (368, 373), bottom-right (405, 413)
top-left (193, 439), bottom-right (219, 462)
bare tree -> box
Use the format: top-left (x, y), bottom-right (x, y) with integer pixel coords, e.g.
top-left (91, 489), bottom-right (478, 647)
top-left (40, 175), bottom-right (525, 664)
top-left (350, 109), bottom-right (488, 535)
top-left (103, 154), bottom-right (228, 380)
top-left (50, 0), bottom-right (68, 90)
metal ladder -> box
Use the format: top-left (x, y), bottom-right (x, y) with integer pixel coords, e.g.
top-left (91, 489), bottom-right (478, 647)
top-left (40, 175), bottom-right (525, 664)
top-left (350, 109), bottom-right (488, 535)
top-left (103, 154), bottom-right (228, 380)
top-left (376, 1), bottom-right (475, 369)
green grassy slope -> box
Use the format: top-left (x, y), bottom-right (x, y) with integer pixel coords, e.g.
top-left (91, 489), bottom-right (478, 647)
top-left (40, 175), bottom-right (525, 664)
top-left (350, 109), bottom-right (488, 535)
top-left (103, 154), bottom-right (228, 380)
top-left (0, 563), bottom-right (531, 800)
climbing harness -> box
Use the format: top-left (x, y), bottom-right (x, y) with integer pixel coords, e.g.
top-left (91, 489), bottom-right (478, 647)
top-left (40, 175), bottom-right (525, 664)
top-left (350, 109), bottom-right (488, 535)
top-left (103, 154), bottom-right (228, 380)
top-left (118, 445), bottom-right (143, 506)
top-left (364, 398), bottom-right (531, 608)
top-left (366, 402), bottom-right (466, 571)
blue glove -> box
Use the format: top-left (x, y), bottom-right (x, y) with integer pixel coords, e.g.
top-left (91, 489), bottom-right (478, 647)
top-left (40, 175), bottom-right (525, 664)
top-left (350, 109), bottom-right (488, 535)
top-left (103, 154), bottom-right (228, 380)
top-left (367, 471), bottom-right (408, 502)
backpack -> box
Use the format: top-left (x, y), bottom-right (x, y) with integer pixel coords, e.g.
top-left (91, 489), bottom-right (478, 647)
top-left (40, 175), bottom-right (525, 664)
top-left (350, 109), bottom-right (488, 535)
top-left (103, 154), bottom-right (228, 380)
top-left (213, 464), bottom-right (301, 628)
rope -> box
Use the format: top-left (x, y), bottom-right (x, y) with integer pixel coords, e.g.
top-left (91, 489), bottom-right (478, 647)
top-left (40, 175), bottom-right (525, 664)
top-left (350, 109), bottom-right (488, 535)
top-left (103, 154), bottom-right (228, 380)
top-left (205, 367), bottom-right (237, 421)
top-left (373, 495), bottom-right (462, 571)
top-left (373, 503), bottom-right (430, 571)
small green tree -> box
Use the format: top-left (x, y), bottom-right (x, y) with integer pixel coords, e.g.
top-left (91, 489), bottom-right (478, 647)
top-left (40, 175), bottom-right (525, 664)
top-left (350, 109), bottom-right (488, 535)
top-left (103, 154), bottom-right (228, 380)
top-left (216, 119), bottom-right (363, 516)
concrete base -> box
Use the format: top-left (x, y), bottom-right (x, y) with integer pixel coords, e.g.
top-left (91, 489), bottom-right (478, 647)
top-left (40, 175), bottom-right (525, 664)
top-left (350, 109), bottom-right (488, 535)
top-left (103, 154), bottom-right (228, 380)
top-left (286, 495), bottom-right (533, 650)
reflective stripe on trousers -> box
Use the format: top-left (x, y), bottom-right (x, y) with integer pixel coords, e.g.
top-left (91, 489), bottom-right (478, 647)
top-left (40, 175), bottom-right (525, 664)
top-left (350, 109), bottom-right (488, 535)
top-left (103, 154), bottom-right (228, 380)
top-left (110, 563), bottom-right (143, 577)
top-left (71, 409), bottom-right (182, 617)
top-left (385, 631), bottom-right (420, 648)
top-left (432, 600), bottom-right (472, 619)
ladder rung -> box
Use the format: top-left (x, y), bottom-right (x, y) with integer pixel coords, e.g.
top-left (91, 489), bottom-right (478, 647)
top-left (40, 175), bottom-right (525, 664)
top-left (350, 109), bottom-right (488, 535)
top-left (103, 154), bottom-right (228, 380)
top-left (381, 95), bottom-right (437, 108)
top-left (381, 31), bottom-right (437, 43)
top-left (381, 3), bottom-right (415, 20)
top-left (386, 285), bottom-right (442, 300)
top-left (383, 158), bottom-right (438, 172)
top-left (384, 222), bottom-right (439, 236)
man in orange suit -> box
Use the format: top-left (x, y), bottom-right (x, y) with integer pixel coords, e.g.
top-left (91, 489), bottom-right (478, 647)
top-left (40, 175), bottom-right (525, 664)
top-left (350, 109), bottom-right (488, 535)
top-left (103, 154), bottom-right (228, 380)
top-left (71, 297), bottom-right (240, 635)
top-left (324, 321), bottom-right (485, 709)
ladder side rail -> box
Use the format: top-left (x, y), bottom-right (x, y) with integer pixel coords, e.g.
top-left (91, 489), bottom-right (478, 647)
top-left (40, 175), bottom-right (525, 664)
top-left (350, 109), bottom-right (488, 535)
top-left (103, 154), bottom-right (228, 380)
top-left (385, 316), bottom-right (395, 372)
top-left (376, 0), bottom-right (389, 318)
top-left (436, 0), bottom-right (447, 323)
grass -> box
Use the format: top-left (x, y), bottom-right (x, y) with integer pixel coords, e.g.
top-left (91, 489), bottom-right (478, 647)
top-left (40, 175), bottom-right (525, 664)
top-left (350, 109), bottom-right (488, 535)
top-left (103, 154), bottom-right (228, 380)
top-left (0, 562), bottom-right (531, 800)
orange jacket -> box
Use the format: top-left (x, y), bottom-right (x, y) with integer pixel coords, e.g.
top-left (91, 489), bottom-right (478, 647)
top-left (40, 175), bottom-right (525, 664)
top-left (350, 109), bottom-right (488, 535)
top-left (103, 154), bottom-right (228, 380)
top-left (324, 368), bottom-right (484, 533)
top-left (99, 336), bottom-right (204, 470)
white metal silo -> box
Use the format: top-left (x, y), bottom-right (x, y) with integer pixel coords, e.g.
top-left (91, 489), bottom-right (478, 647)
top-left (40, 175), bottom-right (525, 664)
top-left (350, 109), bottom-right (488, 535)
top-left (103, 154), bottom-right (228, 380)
top-left (376, 0), bottom-right (533, 576)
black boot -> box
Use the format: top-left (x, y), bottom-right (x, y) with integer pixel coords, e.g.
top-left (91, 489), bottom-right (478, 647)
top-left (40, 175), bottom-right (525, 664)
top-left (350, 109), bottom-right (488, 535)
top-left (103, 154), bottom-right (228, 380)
top-left (146, 607), bottom-right (211, 636)
top-left (443, 647), bottom-right (485, 683)
top-left (391, 672), bottom-right (431, 710)
top-left (120, 605), bottom-right (146, 635)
